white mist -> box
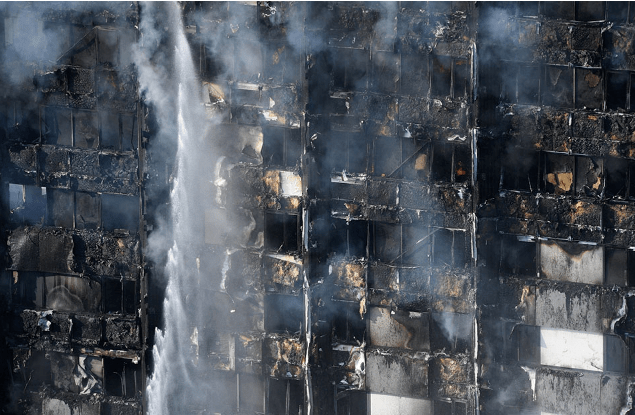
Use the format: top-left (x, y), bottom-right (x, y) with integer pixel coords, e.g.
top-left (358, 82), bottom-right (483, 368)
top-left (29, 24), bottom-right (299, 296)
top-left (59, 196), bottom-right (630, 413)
top-left (145, 3), bottom-right (214, 414)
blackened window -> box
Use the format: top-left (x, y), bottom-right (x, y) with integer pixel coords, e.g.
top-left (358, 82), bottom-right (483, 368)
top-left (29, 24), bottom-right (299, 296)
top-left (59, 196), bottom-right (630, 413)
top-left (332, 303), bottom-right (366, 344)
top-left (99, 112), bottom-right (137, 151)
top-left (605, 248), bottom-right (628, 286)
top-left (75, 192), bottom-right (100, 230)
top-left (265, 212), bottom-right (299, 252)
top-left (431, 55), bottom-right (452, 97)
top-left (575, 68), bottom-right (603, 110)
top-left (264, 294), bottom-right (303, 333)
top-left (9, 184), bottom-right (47, 225)
top-left (543, 66), bottom-right (573, 108)
top-left (402, 224), bottom-right (432, 266)
top-left (432, 229), bottom-right (467, 267)
top-left (514, 324), bottom-right (540, 364)
top-left (332, 48), bottom-right (368, 91)
top-left (605, 157), bottom-right (628, 198)
top-left (432, 142), bottom-right (453, 182)
top-left (605, 335), bottom-right (627, 373)
top-left (262, 127), bottom-right (302, 168)
top-left (542, 2), bottom-right (575, 19)
top-left (330, 219), bottom-right (368, 258)
top-left (499, 235), bottom-right (536, 277)
top-left (336, 391), bottom-right (366, 415)
top-left (101, 193), bottom-right (139, 232)
top-left (97, 28), bottom-right (118, 66)
top-left (575, 156), bottom-right (603, 197)
top-left (502, 149), bottom-right (538, 191)
top-left (374, 135), bottom-right (402, 177)
top-left (74, 110), bottom-right (99, 149)
top-left (607, 71), bottom-right (629, 111)
top-left (239, 373), bottom-right (265, 413)
top-left (372, 222), bottom-right (402, 263)
top-left (234, 40), bottom-right (264, 83)
top-left (42, 107), bottom-right (73, 146)
top-left (104, 358), bottom-right (140, 398)
top-left (575, 1), bottom-right (605, 21)
top-left (543, 153), bottom-right (574, 195)
top-left (371, 51), bottom-right (400, 94)
top-left (401, 53), bottom-right (429, 96)
top-left (607, 2), bottom-right (629, 22)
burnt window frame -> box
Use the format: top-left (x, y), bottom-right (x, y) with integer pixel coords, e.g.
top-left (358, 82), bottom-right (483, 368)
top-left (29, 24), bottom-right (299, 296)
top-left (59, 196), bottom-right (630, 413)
top-left (104, 357), bottom-right (141, 398)
top-left (604, 247), bottom-right (635, 287)
top-left (372, 135), bottom-right (403, 178)
top-left (42, 274), bottom-right (103, 313)
top-left (330, 48), bottom-right (369, 92)
top-left (264, 293), bottom-right (304, 334)
top-left (96, 27), bottom-right (120, 67)
top-left (574, 1), bottom-right (606, 21)
top-left (542, 65), bottom-right (574, 109)
top-left (606, 70), bottom-right (631, 111)
top-left (370, 222), bottom-right (467, 268)
top-left (99, 111), bottom-right (138, 152)
top-left (334, 389), bottom-right (367, 415)
top-left (8, 183), bottom-right (48, 226)
top-left (606, 2), bottom-right (632, 23)
top-left (400, 52), bottom-right (430, 97)
top-left (433, 399), bottom-right (468, 415)
top-left (330, 218), bottom-right (369, 259)
top-left (540, 2), bottom-right (576, 20)
top-left (500, 62), bottom-right (542, 105)
top-left (500, 149), bottom-right (539, 192)
top-left (73, 109), bottom-right (100, 149)
top-left (430, 142), bottom-right (472, 184)
top-left (371, 50), bottom-right (400, 94)
top-left (34, 189), bottom-right (140, 233)
top-left (604, 334), bottom-right (628, 373)
top-left (512, 324), bottom-right (540, 365)
top-left (431, 228), bottom-right (469, 268)
top-left (430, 54), bottom-right (470, 99)
top-left (233, 38), bottom-right (265, 83)
top-left (331, 301), bottom-right (366, 345)
top-left (4, 101), bottom-right (41, 143)
top-left (103, 276), bottom-right (137, 315)
top-left (374, 138), bottom-right (471, 185)
top-left (264, 211), bottom-right (301, 253)
top-left (605, 70), bottom-right (635, 112)
top-left (262, 126), bottom-right (302, 168)
top-left (326, 130), bottom-right (369, 174)
top-left (575, 67), bottom-right (604, 110)
top-left (41, 106), bottom-right (137, 151)
top-left (538, 153), bottom-right (602, 197)
top-left (538, 152), bottom-right (635, 199)
top-left (267, 377), bottom-right (303, 415)
top-left (238, 372), bottom-right (266, 414)
top-left (8, 271), bottom-right (138, 315)
top-left (499, 234), bottom-right (537, 277)
top-left (372, 136), bottom-right (445, 181)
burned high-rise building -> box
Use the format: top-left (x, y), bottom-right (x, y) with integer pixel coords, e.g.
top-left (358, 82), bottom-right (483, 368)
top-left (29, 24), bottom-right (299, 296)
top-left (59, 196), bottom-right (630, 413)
top-left (1, 2), bottom-right (635, 415)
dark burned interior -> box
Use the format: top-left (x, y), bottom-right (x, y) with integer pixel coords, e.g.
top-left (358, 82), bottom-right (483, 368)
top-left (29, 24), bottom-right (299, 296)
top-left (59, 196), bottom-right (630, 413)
top-left (2, 1), bottom-right (635, 415)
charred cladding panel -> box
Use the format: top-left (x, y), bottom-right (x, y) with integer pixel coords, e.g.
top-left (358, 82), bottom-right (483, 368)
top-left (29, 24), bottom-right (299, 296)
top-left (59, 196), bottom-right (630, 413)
top-left (477, 2), bottom-right (635, 415)
top-left (0, 3), bottom-right (145, 414)
top-left (4, 2), bottom-right (635, 415)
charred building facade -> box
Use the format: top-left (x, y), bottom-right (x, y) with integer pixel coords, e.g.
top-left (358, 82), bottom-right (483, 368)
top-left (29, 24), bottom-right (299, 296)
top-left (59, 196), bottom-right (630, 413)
top-left (0, 2), bottom-right (634, 415)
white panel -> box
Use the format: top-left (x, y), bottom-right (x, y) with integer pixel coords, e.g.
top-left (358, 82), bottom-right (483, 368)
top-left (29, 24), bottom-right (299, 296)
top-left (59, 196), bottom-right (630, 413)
top-left (368, 394), bottom-right (432, 415)
top-left (540, 242), bottom-right (603, 285)
top-left (540, 328), bottom-right (603, 371)
top-left (280, 171), bottom-right (302, 196)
